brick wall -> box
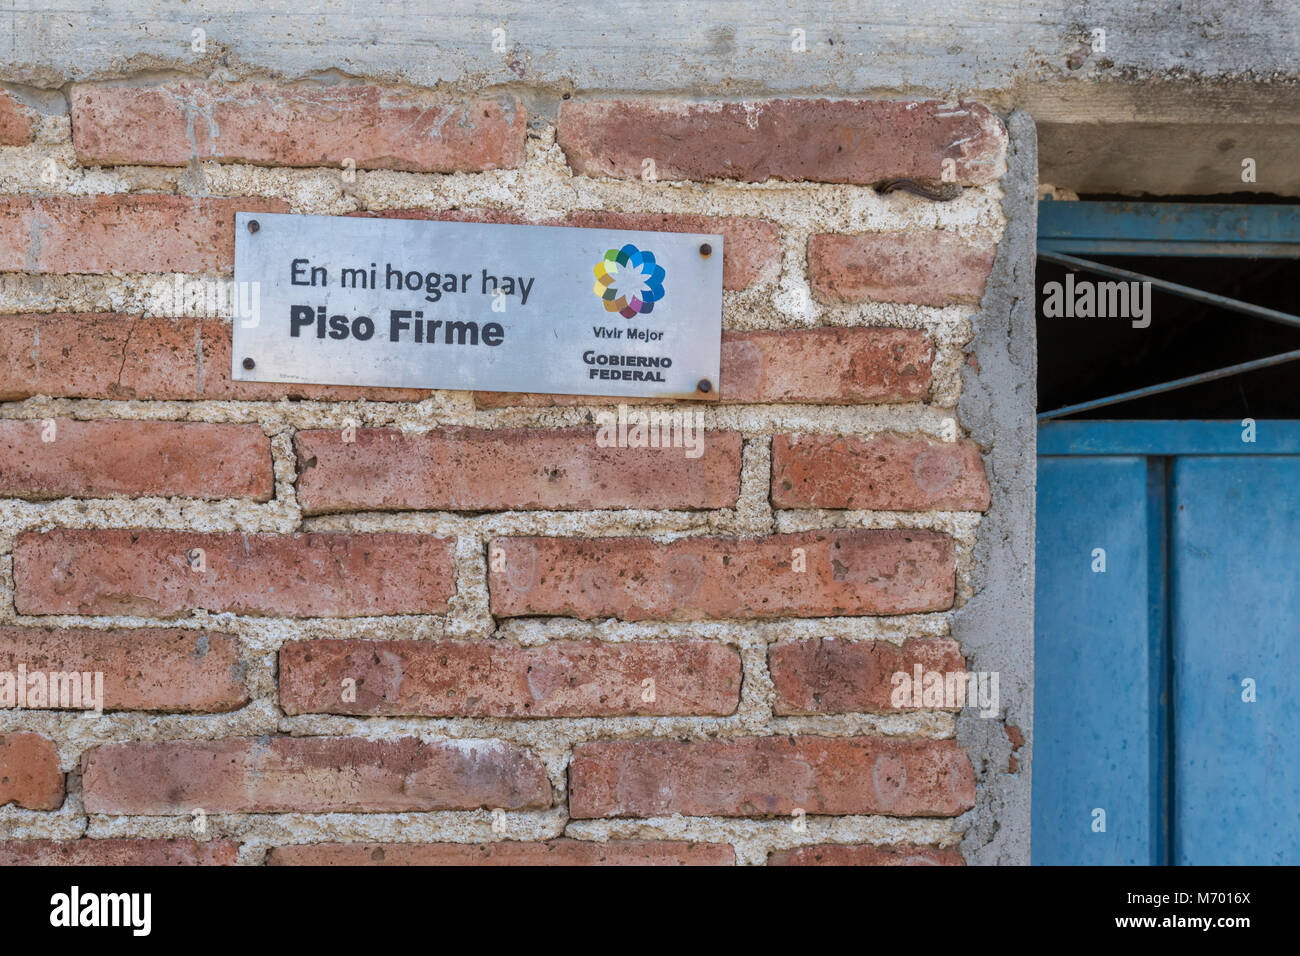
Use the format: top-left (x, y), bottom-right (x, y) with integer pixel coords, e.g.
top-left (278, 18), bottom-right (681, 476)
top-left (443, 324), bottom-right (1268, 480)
top-left (0, 83), bottom-right (1011, 865)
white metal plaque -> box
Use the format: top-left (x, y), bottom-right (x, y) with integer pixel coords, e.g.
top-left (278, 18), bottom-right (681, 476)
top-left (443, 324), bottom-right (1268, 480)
top-left (231, 212), bottom-right (723, 399)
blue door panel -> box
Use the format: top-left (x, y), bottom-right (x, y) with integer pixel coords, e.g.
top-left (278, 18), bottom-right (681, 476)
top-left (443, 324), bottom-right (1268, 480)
top-left (1033, 457), bottom-right (1165, 865)
top-left (1036, 423), bottom-right (1300, 865)
top-left (1171, 457), bottom-right (1300, 864)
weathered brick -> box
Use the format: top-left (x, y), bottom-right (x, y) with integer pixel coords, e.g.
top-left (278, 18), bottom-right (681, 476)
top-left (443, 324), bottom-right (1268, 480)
top-left (0, 733), bottom-right (64, 810)
top-left (570, 736), bottom-right (975, 817)
top-left (771, 434), bottom-right (990, 511)
top-left (488, 531), bottom-right (955, 621)
top-left (808, 233), bottom-right (996, 307)
top-left (294, 427), bottom-right (743, 514)
top-left (0, 196), bottom-right (288, 274)
top-left (769, 637), bottom-right (965, 715)
top-left (0, 90), bottom-right (36, 145)
top-left (268, 840), bottom-right (734, 866)
top-left (353, 209), bottom-right (779, 291)
top-left (0, 419), bottom-right (273, 501)
top-left (0, 314), bottom-right (433, 402)
top-left (0, 839), bottom-right (238, 865)
top-left (558, 99), bottom-right (1007, 185)
top-left (82, 737), bottom-right (550, 813)
top-left (13, 530), bottom-right (455, 618)
top-left (0, 626), bottom-right (247, 713)
top-left (72, 83), bottom-right (526, 172)
top-left (1006, 723), bottom-right (1025, 773)
top-left (475, 327), bottom-right (933, 407)
top-left (717, 328), bottom-right (932, 404)
top-left (279, 639), bottom-right (740, 717)
top-left (767, 843), bottom-right (964, 865)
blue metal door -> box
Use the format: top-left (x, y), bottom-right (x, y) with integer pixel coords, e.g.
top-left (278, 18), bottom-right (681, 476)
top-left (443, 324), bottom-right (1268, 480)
top-left (1033, 421), bottom-right (1300, 865)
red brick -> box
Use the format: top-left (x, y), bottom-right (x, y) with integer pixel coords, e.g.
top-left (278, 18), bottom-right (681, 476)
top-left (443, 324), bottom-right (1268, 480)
top-left (475, 327), bottom-right (933, 407)
top-left (0, 626), bottom-right (247, 713)
top-left (1005, 723), bottom-right (1025, 750)
top-left (0, 91), bottom-right (36, 146)
top-left (13, 530), bottom-right (455, 618)
top-left (808, 233), bottom-right (996, 307)
top-left (353, 209), bottom-right (779, 291)
top-left (570, 736), bottom-right (975, 818)
top-left (771, 434), bottom-right (990, 511)
top-left (279, 639), bottom-right (740, 717)
top-left (767, 843), bottom-right (964, 865)
top-left (82, 737), bottom-right (550, 813)
top-left (72, 83), bottom-right (526, 172)
top-left (1005, 723), bottom-right (1025, 773)
top-left (0, 196), bottom-right (288, 274)
top-left (558, 99), bottom-right (1007, 185)
top-left (0, 314), bottom-right (434, 402)
top-left (294, 427), bottom-right (742, 514)
top-left (0, 419), bottom-right (273, 501)
top-left (488, 530), bottom-right (955, 621)
top-left (268, 840), bottom-right (734, 866)
top-left (769, 637), bottom-right (965, 715)
top-left (0, 733), bottom-right (64, 810)
top-left (717, 327), bottom-right (932, 404)
top-left (0, 839), bottom-right (238, 865)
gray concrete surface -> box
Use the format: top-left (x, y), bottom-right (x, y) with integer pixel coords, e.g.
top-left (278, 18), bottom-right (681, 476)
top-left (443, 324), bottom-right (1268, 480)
top-left (2, 1), bottom-right (1296, 92)
top-left (956, 110), bottom-right (1038, 865)
top-left (4, 2), bottom-right (1297, 195)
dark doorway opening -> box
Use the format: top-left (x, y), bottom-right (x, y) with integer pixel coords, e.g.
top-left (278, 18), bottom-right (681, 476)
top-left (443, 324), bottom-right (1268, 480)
top-left (1036, 254), bottom-right (1300, 419)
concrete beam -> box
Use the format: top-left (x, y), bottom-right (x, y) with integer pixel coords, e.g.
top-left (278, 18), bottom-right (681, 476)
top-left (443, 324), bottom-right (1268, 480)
top-left (2, 1), bottom-right (1297, 94)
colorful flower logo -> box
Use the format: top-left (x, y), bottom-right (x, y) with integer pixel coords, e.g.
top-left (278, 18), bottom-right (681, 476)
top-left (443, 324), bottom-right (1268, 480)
top-left (593, 243), bottom-right (666, 318)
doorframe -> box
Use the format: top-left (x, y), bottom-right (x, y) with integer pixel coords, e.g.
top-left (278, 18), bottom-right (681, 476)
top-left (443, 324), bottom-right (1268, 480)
top-left (1032, 200), bottom-right (1300, 863)
top-left (1039, 420), bottom-right (1300, 456)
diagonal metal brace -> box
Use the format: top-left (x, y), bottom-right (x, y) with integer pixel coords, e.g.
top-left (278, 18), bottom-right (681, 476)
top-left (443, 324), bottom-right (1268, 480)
top-left (1038, 250), bottom-right (1300, 331)
top-left (1038, 349), bottom-right (1300, 421)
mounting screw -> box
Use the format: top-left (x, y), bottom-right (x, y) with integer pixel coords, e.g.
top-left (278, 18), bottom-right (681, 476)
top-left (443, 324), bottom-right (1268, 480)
top-left (242, 357), bottom-right (255, 370)
top-left (698, 243), bottom-right (712, 257)
top-left (247, 220), bottom-right (260, 233)
top-left (697, 379), bottom-right (712, 393)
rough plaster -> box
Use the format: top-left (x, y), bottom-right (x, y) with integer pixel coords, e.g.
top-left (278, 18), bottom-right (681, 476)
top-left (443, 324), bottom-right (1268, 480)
top-left (955, 110), bottom-right (1037, 866)
top-left (2, 1), bottom-right (1296, 92)
top-left (9, 2), bottom-right (1296, 196)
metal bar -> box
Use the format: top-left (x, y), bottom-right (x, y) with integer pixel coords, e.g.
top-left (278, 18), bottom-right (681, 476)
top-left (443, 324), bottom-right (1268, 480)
top-left (1037, 349), bottom-right (1300, 421)
top-left (1038, 250), bottom-right (1300, 330)
top-left (1038, 239), bottom-right (1300, 259)
top-left (1037, 201), bottom-right (1300, 257)
top-left (1038, 420), bottom-right (1300, 456)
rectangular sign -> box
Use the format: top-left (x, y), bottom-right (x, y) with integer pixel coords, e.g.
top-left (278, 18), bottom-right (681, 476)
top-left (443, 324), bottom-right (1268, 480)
top-left (231, 212), bottom-right (723, 399)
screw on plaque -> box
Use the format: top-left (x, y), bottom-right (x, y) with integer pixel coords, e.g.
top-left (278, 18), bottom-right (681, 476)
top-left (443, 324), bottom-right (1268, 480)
top-left (242, 357), bottom-right (255, 370)
top-left (699, 243), bottom-right (712, 257)
top-left (247, 220), bottom-right (260, 233)
top-left (697, 379), bottom-right (712, 393)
